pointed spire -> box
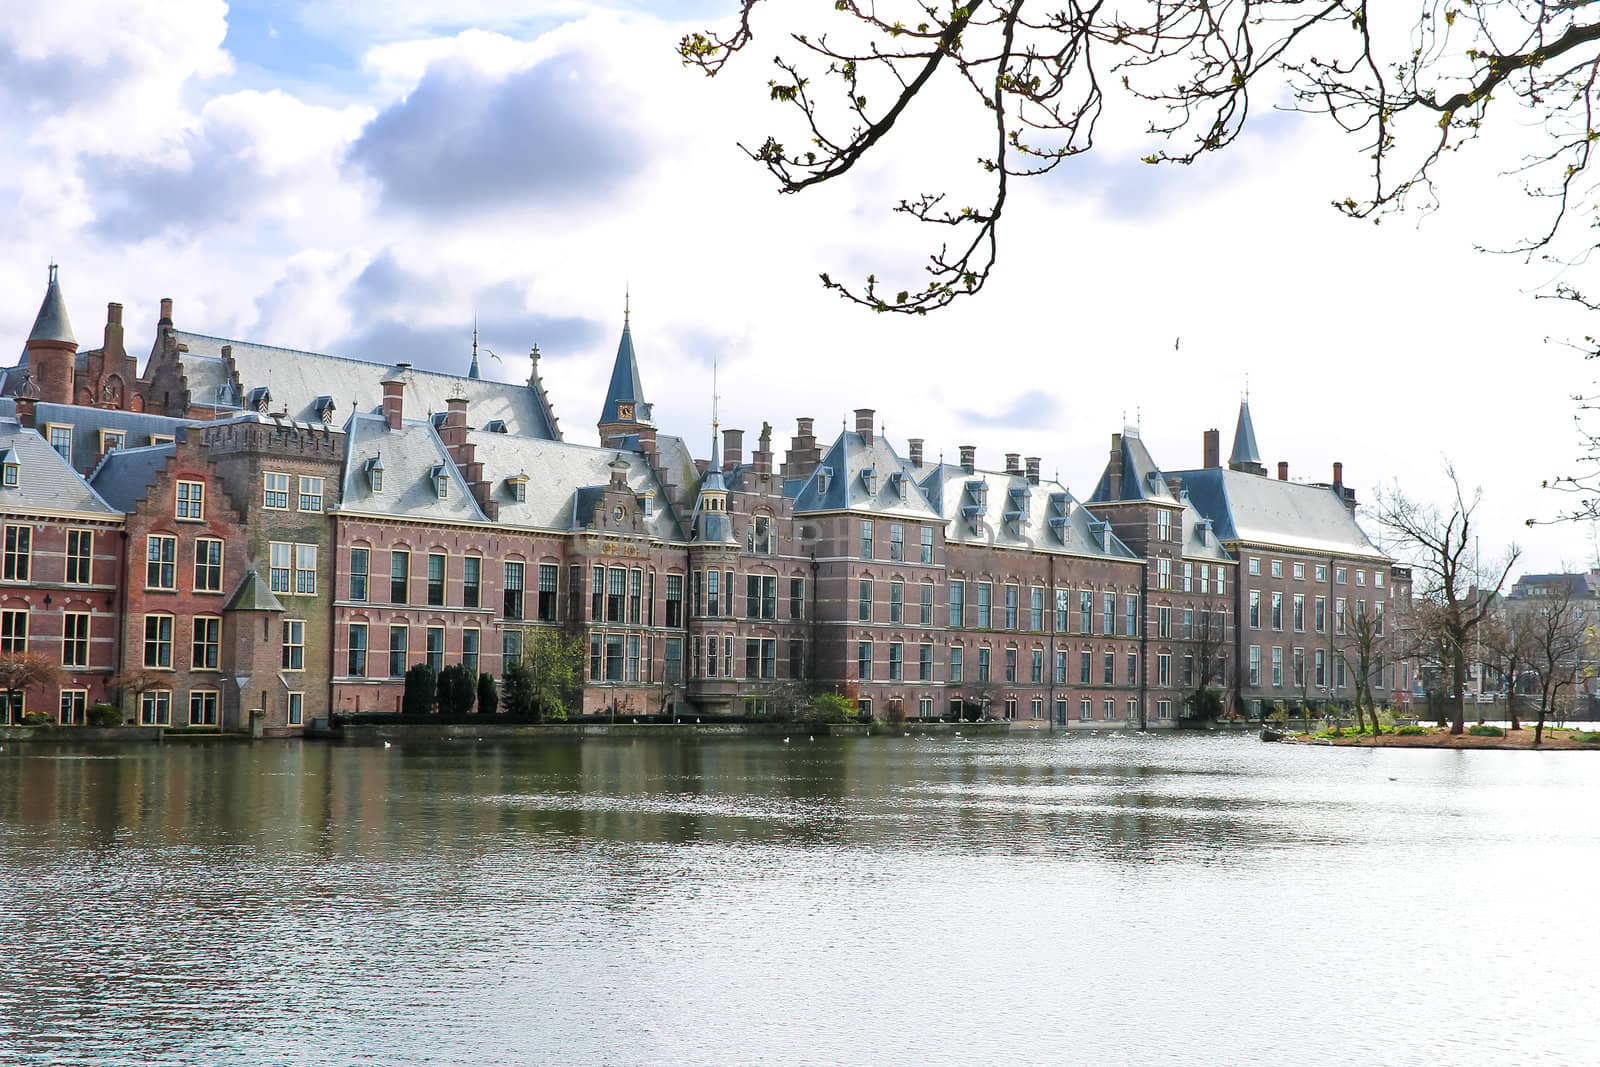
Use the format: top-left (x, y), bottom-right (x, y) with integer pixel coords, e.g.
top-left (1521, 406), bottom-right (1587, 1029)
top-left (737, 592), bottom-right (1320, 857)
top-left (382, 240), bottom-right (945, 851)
top-left (598, 294), bottom-right (649, 430)
top-left (468, 315), bottom-right (481, 380)
top-left (1229, 397), bottom-right (1262, 468)
top-left (28, 263), bottom-right (75, 346)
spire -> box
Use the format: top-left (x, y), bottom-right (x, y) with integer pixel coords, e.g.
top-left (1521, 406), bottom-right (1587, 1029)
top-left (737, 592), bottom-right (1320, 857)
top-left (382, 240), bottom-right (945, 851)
top-left (468, 315), bottom-right (480, 379)
top-left (1229, 397), bottom-right (1262, 469)
top-left (598, 296), bottom-right (649, 430)
top-left (28, 263), bottom-right (75, 346)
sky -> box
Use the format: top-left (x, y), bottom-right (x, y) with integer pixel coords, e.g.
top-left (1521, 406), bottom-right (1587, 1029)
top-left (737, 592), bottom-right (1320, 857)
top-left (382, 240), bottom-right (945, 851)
top-left (1, 1), bottom-right (1595, 578)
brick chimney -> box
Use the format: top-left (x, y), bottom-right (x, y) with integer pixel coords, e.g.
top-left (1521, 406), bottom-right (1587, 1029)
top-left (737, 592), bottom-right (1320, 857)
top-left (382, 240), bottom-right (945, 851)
top-left (1278, 461), bottom-right (1289, 481)
top-left (1025, 456), bottom-right (1041, 485)
top-left (104, 302), bottom-right (124, 355)
top-left (854, 408), bottom-right (875, 445)
top-left (1332, 461), bottom-right (1343, 489)
top-left (14, 396), bottom-right (36, 429)
top-left (959, 445), bottom-right (976, 474)
top-left (752, 422), bottom-right (773, 478)
top-left (1005, 453), bottom-right (1022, 476)
top-left (908, 438), bottom-right (924, 468)
top-left (381, 365), bottom-right (408, 430)
top-left (159, 297), bottom-right (173, 326)
top-left (1203, 429), bottom-right (1220, 469)
top-left (722, 428), bottom-right (743, 471)
top-left (782, 416), bottom-right (822, 479)
top-left (1108, 433), bottom-right (1124, 497)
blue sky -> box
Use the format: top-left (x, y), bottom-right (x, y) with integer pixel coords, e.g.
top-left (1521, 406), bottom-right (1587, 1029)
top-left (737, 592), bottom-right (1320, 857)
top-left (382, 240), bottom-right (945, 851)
top-left (0, 0), bottom-right (1593, 569)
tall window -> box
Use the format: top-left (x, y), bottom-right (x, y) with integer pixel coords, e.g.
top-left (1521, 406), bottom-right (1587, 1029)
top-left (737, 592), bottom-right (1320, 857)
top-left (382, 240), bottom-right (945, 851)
top-left (1078, 591), bottom-right (1092, 634)
top-left (889, 581), bottom-right (903, 624)
top-left (504, 561), bottom-right (525, 619)
top-left (665, 638), bottom-right (684, 683)
top-left (464, 556), bottom-right (482, 610)
top-left (263, 471), bottom-right (290, 509)
top-left (349, 623), bottom-right (368, 677)
top-left (920, 644), bottom-right (934, 682)
top-left (706, 570), bottom-right (720, 618)
top-left (194, 538), bottom-right (223, 593)
top-left (1248, 645), bottom-right (1261, 687)
top-left (920, 582), bottom-right (934, 626)
top-left (789, 576), bottom-right (804, 620)
top-left (1124, 595), bottom-right (1138, 637)
top-left (1157, 653), bottom-right (1172, 688)
top-left (607, 567), bottom-right (626, 623)
top-left (1270, 592), bottom-right (1283, 631)
top-left (66, 530), bottom-right (92, 585)
top-left (463, 628), bottom-right (480, 677)
top-left (269, 541), bottom-right (292, 594)
top-left (1004, 584), bottom-right (1018, 629)
top-left (62, 612), bottom-right (90, 668)
top-left (287, 692), bottom-right (305, 727)
top-left (282, 620), bottom-right (305, 670)
top-left (888, 641), bottom-right (903, 681)
top-left (146, 535), bottom-right (175, 590)
top-left (1156, 558), bottom-right (1172, 590)
top-left (350, 548), bottom-right (369, 601)
top-left (48, 425), bottom-right (72, 462)
top-left (294, 545), bottom-right (317, 595)
top-left (391, 551), bottom-right (410, 604)
top-left (3, 524), bottom-right (31, 582)
top-left (191, 616), bottom-right (220, 670)
top-left (1031, 649), bottom-right (1043, 684)
top-left (139, 690), bottom-right (171, 726)
top-left (1315, 595), bottom-right (1327, 633)
top-left (949, 646), bottom-right (964, 683)
top-left (666, 574), bottom-right (684, 627)
top-left (978, 648), bottom-right (992, 682)
top-left (1271, 646), bottom-right (1283, 687)
top-left (176, 481), bottom-right (205, 521)
top-left (298, 476), bottom-right (324, 512)
top-left (858, 578), bottom-right (873, 622)
top-left (1248, 590), bottom-right (1261, 629)
top-left (889, 524), bottom-right (904, 561)
top-left (428, 553), bottom-right (447, 606)
top-left (1030, 586), bottom-right (1044, 631)
top-left (538, 564), bottom-right (559, 621)
top-left (1156, 510), bottom-right (1172, 542)
top-left (977, 582), bottom-right (992, 628)
top-left (949, 580), bottom-right (966, 627)
top-left (144, 614), bottom-right (173, 668)
top-left (503, 630), bottom-right (523, 671)
top-left (389, 625), bottom-right (408, 677)
top-left (920, 526), bottom-right (934, 564)
top-left (426, 627), bottom-right (444, 673)
top-left (1102, 593), bottom-right (1115, 635)
top-left (1055, 588), bottom-right (1069, 632)
top-left (860, 520), bottom-right (874, 559)
top-left (1293, 594), bottom-right (1305, 632)
top-left (630, 570), bottom-right (644, 624)
top-left (857, 640), bottom-right (872, 680)
top-left (0, 609), bottom-right (26, 653)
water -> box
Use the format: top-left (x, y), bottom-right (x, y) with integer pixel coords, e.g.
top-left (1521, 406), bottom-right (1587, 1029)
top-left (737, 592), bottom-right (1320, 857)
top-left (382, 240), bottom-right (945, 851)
top-left (0, 732), bottom-right (1595, 1065)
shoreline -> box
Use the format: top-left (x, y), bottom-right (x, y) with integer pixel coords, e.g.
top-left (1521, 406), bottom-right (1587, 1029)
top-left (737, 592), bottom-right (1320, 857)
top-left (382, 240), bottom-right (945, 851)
top-left (1279, 726), bottom-right (1600, 751)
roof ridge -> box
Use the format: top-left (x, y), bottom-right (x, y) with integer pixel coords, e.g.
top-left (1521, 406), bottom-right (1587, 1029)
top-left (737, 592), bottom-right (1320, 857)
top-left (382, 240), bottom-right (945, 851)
top-left (175, 330), bottom-right (529, 389)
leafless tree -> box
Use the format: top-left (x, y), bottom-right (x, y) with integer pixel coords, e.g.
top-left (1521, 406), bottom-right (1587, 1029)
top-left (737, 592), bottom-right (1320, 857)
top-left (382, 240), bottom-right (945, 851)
top-left (1336, 599), bottom-right (1384, 739)
top-left (0, 653), bottom-right (63, 722)
top-left (1376, 466), bottom-right (1519, 735)
top-left (1177, 606), bottom-right (1228, 721)
top-left (1523, 577), bottom-right (1589, 746)
top-left (1481, 608), bottom-right (1537, 730)
top-left (683, 3), bottom-right (1600, 313)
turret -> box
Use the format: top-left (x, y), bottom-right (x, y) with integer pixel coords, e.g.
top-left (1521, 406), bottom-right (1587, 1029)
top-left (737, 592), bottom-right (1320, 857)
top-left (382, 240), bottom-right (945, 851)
top-left (597, 293), bottom-right (654, 449)
top-left (25, 264), bottom-right (76, 406)
top-left (1227, 397), bottom-right (1266, 476)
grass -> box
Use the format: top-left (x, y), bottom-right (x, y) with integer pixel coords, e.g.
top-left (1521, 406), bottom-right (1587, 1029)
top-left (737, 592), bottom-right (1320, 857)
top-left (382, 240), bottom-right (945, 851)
top-left (1394, 725), bottom-right (1430, 736)
top-left (1467, 724), bottom-right (1506, 738)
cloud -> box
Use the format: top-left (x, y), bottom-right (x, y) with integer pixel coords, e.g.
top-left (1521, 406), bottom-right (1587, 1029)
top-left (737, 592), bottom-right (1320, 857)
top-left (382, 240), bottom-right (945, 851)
top-left (958, 389), bottom-right (1061, 430)
top-left (348, 45), bottom-right (648, 214)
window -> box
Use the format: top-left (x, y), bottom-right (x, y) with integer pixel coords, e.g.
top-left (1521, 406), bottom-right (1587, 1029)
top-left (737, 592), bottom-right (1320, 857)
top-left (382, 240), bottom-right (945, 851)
top-left (1248, 645), bottom-right (1260, 687)
top-left (1316, 565), bottom-right (1328, 583)
top-left (1335, 597), bottom-right (1347, 635)
top-left (1248, 591), bottom-right (1261, 629)
top-left (1271, 647), bottom-right (1283, 687)
top-left (350, 548), bottom-right (369, 601)
top-left (389, 626), bottom-right (408, 677)
top-left (1127, 653), bottom-right (1138, 686)
top-left (607, 567), bottom-right (625, 623)
top-left (267, 541), bottom-right (292, 594)
top-left (369, 464), bottom-right (383, 493)
top-left (287, 692), bottom-right (304, 727)
top-left (858, 578), bottom-right (873, 623)
top-left (888, 642), bottom-right (903, 681)
top-left (1124, 595), bottom-right (1138, 637)
top-left (1315, 595), bottom-right (1327, 634)
top-left (298, 476), bottom-right (324, 512)
top-left (1103, 651), bottom-right (1114, 685)
top-left (1157, 606), bottom-right (1171, 638)
top-left (889, 524), bottom-right (904, 561)
top-left (890, 581), bottom-right (903, 624)
top-left (460, 556), bottom-right (481, 610)
top-left (1055, 588), bottom-right (1070, 633)
top-left (100, 430), bottom-right (126, 453)
top-left (1271, 560), bottom-right (1283, 578)
top-left (1292, 648), bottom-right (1305, 688)
top-left (705, 569), bottom-right (720, 618)
top-left (531, 563), bottom-right (556, 621)
top-left (0, 461), bottom-right (16, 489)
top-left (1004, 647), bottom-right (1017, 683)
top-left (1079, 699), bottom-right (1091, 722)
top-left (631, 570), bottom-right (646, 624)
top-left (294, 545), bottom-right (317, 595)
top-left (1293, 562), bottom-right (1305, 580)
top-left (1004, 584), bottom-right (1018, 629)
top-left (665, 638), bottom-right (684, 683)
top-left (191, 616), bottom-right (220, 670)
top-left (61, 612), bottom-right (90, 668)
top-left (1248, 557), bottom-right (1261, 576)
top-left (425, 626), bottom-right (444, 673)
top-left (176, 480), bottom-right (204, 520)
top-left (503, 630), bottom-right (522, 671)
top-left (391, 552), bottom-right (410, 604)
top-left (1356, 569), bottom-right (1366, 587)
top-left (66, 530), bottom-right (92, 585)
top-left (1156, 653), bottom-right (1172, 688)
top-left (1156, 510), bottom-right (1172, 542)
top-left (977, 582), bottom-right (993, 628)
top-left (920, 644), bottom-right (934, 682)
top-left (190, 690), bottom-right (219, 727)
top-left (282, 620), bottom-right (305, 670)
top-left (1182, 562), bottom-right (1193, 592)
top-left (1216, 569), bottom-right (1226, 596)
top-left (463, 628), bottom-right (480, 677)
top-left (666, 573), bottom-right (685, 627)
top-left (979, 648), bottom-right (992, 682)
top-left (349, 623), bottom-right (368, 677)
top-left (1027, 586), bottom-right (1043, 630)
top-left (949, 580), bottom-right (966, 627)
top-left (1315, 649), bottom-right (1327, 687)
top-left (428, 553), bottom-right (447, 606)
top-left (48, 425), bottom-right (71, 462)
top-left (857, 640), bottom-right (872, 680)
top-left (1336, 567), bottom-right (1348, 585)
top-left (1375, 571), bottom-right (1385, 589)
top-left (190, 538), bottom-right (223, 593)
top-left (1270, 592), bottom-right (1283, 631)
top-left (139, 690), bottom-right (171, 726)
top-left (1031, 649), bottom-right (1043, 684)
top-left (860, 520), bottom-right (874, 559)
top-left (144, 614), bottom-right (173, 668)
top-left (1292, 594), bottom-right (1305, 633)
top-left (790, 576), bottom-right (805, 620)
top-left (949, 646), bottom-right (964, 683)
top-left (1102, 593), bottom-right (1115, 635)
top-left (1079, 591), bottom-right (1092, 634)
top-left (1336, 656), bottom-right (1348, 689)
top-left (0, 609), bottom-right (26, 653)
top-left (146, 535), bottom-right (175, 590)
top-left (3, 524), bottom-right (31, 582)
top-left (1200, 565), bottom-right (1210, 594)
top-left (1182, 608), bottom-right (1194, 639)
top-left (505, 559), bottom-right (524, 617)
top-left (59, 689), bottom-right (86, 725)
top-left (1103, 699), bottom-right (1116, 722)
top-left (920, 526), bottom-right (934, 564)
top-left (1157, 558), bottom-right (1172, 591)
top-left (919, 582), bottom-right (934, 626)
top-left (263, 472), bottom-right (290, 509)
top-left (1079, 651), bottom-right (1091, 684)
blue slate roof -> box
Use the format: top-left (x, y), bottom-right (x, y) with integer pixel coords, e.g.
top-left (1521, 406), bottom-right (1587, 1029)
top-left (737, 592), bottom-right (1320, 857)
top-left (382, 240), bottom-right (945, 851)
top-left (1171, 467), bottom-right (1386, 559)
top-left (90, 443), bottom-right (177, 512)
top-left (789, 431), bottom-right (942, 518)
top-left (1088, 431), bottom-right (1178, 503)
top-left (27, 266), bottom-right (75, 346)
top-left (0, 419), bottom-right (118, 517)
top-left (1230, 399), bottom-right (1261, 467)
top-left (598, 321), bottom-right (651, 426)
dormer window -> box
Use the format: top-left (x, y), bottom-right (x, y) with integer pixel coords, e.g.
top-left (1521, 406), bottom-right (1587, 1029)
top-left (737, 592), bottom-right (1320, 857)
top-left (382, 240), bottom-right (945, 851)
top-left (99, 430), bottom-right (126, 454)
top-left (314, 396), bottom-right (336, 424)
top-left (430, 464), bottom-right (449, 499)
top-left (861, 467), bottom-right (877, 495)
top-left (0, 451), bottom-right (18, 489)
top-left (816, 465), bottom-right (832, 495)
top-left (247, 386), bottom-right (271, 413)
top-left (364, 454), bottom-right (384, 493)
top-left (508, 474), bottom-right (528, 502)
top-left (485, 420), bottom-right (508, 433)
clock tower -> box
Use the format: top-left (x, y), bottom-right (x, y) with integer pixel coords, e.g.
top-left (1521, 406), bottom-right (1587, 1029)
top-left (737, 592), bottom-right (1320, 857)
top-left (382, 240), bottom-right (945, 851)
top-left (597, 291), bottom-right (656, 451)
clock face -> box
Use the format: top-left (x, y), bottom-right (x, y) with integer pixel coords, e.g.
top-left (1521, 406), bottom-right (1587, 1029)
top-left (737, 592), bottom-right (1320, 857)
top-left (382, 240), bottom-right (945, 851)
top-left (617, 403), bottom-right (635, 421)
top-left (613, 505), bottom-right (626, 522)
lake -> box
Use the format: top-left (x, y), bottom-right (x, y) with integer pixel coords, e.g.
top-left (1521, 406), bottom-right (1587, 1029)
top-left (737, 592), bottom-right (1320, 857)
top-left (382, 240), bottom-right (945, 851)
top-left (0, 732), bottom-right (1594, 1065)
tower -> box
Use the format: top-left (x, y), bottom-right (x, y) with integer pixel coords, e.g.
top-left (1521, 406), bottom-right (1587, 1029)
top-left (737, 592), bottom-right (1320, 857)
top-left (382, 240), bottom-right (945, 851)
top-left (25, 264), bottom-right (76, 407)
top-left (597, 291), bottom-right (654, 449)
top-left (1227, 396), bottom-right (1266, 476)
top-left (468, 317), bottom-right (481, 380)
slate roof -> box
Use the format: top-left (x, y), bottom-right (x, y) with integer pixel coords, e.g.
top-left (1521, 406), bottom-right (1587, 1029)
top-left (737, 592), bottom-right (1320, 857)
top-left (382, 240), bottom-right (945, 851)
top-left (928, 462), bottom-right (1139, 560)
top-left (465, 428), bottom-right (683, 539)
top-left (1170, 467), bottom-right (1387, 560)
top-left (788, 431), bottom-right (943, 519)
top-left (224, 570), bottom-right (285, 613)
top-left (0, 400), bottom-right (199, 476)
top-left (339, 413), bottom-right (490, 524)
top-left (1089, 431), bottom-right (1179, 503)
top-left (89, 443), bottom-right (177, 512)
top-left (599, 321), bottom-right (652, 426)
top-left (27, 267), bottom-right (75, 346)
top-left (171, 331), bottom-right (560, 440)
top-left (1229, 399), bottom-right (1261, 467)
top-left (0, 418), bottom-right (119, 517)
top-left (1509, 572), bottom-right (1600, 600)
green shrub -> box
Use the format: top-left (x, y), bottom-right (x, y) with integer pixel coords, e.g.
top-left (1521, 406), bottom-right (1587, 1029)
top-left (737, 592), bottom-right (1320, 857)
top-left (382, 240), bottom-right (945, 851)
top-left (477, 673), bottom-right (499, 717)
top-left (1467, 724), bottom-right (1505, 737)
top-left (808, 692), bottom-right (858, 725)
top-left (502, 662), bottom-right (536, 719)
top-left (403, 664), bottom-right (437, 717)
top-left (1396, 725), bottom-right (1430, 736)
top-left (87, 703), bottom-right (123, 727)
top-left (19, 710), bottom-right (50, 726)
top-left (435, 664), bottom-right (476, 716)
top-left (1575, 731), bottom-right (1600, 744)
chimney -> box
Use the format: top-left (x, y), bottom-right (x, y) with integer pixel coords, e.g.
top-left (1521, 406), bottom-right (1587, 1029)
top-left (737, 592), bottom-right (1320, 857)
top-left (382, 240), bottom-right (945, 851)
top-left (1332, 461), bottom-right (1344, 488)
top-left (854, 408), bottom-right (875, 445)
top-left (159, 298), bottom-right (173, 326)
top-left (1167, 477), bottom-right (1184, 498)
top-left (1203, 429), bottom-right (1220, 469)
top-left (1005, 453), bottom-right (1022, 476)
top-left (1278, 461), bottom-right (1289, 481)
top-left (1108, 433), bottom-right (1124, 497)
top-left (14, 396), bottom-right (36, 429)
top-left (1025, 456), bottom-right (1041, 485)
top-left (381, 365), bottom-right (408, 430)
top-left (722, 428), bottom-right (743, 471)
top-left (908, 438), bottom-right (924, 468)
top-left (441, 394), bottom-right (469, 447)
top-left (782, 416), bottom-right (822, 480)
top-left (752, 422), bottom-right (773, 477)
top-left (959, 445), bottom-right (976, 474)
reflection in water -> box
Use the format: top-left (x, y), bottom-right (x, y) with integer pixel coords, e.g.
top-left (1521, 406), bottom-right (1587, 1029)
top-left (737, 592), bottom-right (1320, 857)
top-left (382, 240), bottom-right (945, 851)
top-left (0, 733), bottom-right (1596, 1065)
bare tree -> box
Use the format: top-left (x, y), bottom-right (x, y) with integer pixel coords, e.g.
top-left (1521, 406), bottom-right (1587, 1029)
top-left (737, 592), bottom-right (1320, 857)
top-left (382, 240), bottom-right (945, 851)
top-left (683, 3), bottom-right (1600, 313)
top-left (1177, 607), bottom-right (1228, 722)
top-left (1336, 600), bottom-right (1384, 739)
top-left (0, 653), bottom-right (64, 722)
top-left (1523, 578), bottom-right (1589, 746)
top-left (1376, 467), bottom-right (1519, 735)
top-left (1481, 609), bottom-right (1537, 731)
